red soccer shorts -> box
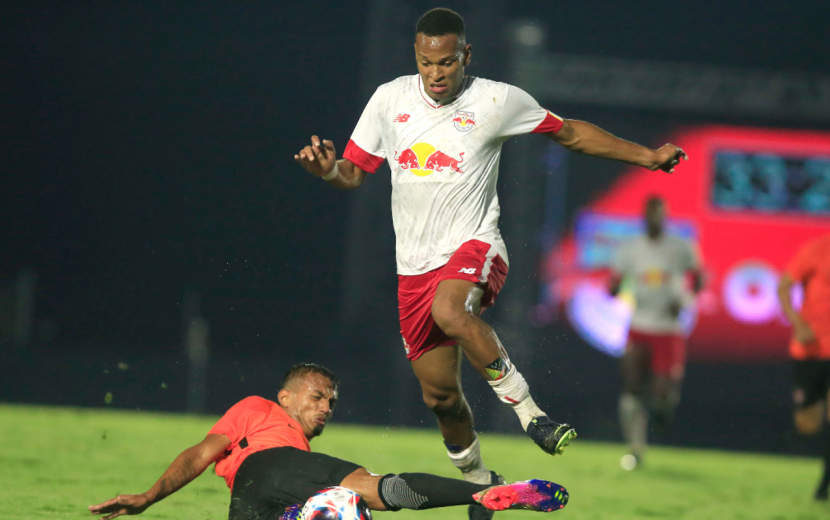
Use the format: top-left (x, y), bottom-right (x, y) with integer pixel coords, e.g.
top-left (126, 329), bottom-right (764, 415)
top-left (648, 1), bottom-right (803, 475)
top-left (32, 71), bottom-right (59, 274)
top-left (398, 240), bottom-right (509, 361)
top-left (627, 329), bottom-right (686, 379)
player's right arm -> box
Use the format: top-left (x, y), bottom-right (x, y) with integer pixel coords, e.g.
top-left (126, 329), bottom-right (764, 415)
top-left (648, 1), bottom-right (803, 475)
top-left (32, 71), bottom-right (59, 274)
top-left (88, 433), bottom-right (230, 519)
top-left (778, 272), bottom-right (816, 345)
top-left (294, 135), bottom-right (368, 190)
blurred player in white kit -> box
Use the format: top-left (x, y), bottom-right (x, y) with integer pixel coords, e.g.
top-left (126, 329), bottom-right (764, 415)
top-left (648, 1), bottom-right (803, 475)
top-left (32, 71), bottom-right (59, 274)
top-left (609, 196), bottom-right (703, 469)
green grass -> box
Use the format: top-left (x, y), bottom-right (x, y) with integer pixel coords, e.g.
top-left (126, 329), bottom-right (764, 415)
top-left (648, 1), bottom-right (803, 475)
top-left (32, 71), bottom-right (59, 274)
top-left (1, 404), bottom-right (827, 520)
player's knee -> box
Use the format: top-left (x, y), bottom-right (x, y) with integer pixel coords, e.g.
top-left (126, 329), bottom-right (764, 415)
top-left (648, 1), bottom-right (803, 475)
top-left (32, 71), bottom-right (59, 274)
top-left (422, 389), bottom-right (465, 417)
top-left (431, 299), bottom-right (473, 338)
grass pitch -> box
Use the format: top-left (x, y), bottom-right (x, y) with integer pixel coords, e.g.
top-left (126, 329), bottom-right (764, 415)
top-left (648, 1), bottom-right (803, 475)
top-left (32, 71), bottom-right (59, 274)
top-left (1, 404), bottom-right (827, 520)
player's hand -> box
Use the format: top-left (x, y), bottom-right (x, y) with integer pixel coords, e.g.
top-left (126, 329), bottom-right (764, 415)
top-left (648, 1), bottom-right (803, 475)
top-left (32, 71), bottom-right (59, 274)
top-left (294, 135), bottom-right (337, 178)
top-left (89, 494), bottom-right (151, 519)
top-left (651, 144), bottom-right (688, 173)
top-left (794, 317), bottom-right (817, 345)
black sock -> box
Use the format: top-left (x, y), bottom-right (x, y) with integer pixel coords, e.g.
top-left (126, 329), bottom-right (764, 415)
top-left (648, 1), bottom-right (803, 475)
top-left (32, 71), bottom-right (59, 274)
top-left (377, 473), bottom-right (491, 511)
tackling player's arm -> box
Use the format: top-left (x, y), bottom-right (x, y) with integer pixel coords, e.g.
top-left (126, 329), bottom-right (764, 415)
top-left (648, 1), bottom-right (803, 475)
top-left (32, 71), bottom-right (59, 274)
top-left (778, 272), bottom-right (816, 345)
top-left (88, 433), bottom-right (231, 519)
top-left (294, 135), bottom-right (368, 190)
top-left (548, 120), bottom-right (687, 174)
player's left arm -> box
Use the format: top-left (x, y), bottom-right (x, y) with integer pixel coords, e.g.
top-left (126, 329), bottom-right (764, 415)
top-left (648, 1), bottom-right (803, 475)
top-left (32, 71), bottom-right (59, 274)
top-left (547, 119), bottom-right (687, 173)
top-left (88, 433), bottom-right (231, 519)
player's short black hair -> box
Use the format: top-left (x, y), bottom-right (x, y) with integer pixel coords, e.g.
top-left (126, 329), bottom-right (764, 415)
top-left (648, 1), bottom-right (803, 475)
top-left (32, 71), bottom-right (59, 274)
top-left (416, 8), bottom-right (465, 42)
top-left (281, 363), bottom-right (339, 391)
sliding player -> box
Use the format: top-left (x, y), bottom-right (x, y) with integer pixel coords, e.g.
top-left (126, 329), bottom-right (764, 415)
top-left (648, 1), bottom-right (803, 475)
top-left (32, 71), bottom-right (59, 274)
top-left (88, 363), bottom-right (569, 519)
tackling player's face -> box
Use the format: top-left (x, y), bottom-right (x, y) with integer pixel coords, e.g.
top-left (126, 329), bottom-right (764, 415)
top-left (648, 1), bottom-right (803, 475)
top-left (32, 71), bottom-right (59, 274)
top-left (414, 33), bottom-right (471, 101)
top-left (279, 373), bottom-right (338, 440)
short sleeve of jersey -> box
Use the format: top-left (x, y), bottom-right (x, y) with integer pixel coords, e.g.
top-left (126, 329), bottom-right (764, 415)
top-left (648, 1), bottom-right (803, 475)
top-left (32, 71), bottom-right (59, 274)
top-left (343, 87), bottom-right (387, 174)
top-left (208, 396), bottom-right (270, 445)
top-left (684, 241), bottom-right (702, 271)
top-left (786, 240), bottom-right (818, 282)
top-left (497, 85), bottom-right (564, 138)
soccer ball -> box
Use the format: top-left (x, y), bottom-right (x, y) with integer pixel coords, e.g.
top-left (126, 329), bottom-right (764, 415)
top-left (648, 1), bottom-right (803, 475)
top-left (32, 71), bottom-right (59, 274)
top-left (301, 487), bottom-right (372, 520)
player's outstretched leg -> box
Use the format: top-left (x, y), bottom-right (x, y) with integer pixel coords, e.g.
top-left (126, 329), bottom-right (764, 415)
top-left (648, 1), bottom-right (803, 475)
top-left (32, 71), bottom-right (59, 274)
top-left (473, 479), bottom-right (569, 512)
top-left (468, 471), bottom-right (505, 520)
top-left (340, 468), bottom-right (568, 513)
top-left (431, 279), bottom-right (576, 456)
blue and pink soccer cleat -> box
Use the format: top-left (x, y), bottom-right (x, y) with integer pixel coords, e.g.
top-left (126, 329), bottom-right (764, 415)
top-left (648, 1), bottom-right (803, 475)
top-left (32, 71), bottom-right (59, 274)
top-left (281, 504), bottom-right (303, 520)
top-left (473, 479), bottom-right (569, 512)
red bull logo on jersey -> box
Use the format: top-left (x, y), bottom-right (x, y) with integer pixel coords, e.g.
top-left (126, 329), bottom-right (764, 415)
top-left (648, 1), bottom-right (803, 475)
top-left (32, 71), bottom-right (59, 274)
top-left (393, 142), bottom-right (464, 176)
top-left (452, 110), bottom-right (476, 132)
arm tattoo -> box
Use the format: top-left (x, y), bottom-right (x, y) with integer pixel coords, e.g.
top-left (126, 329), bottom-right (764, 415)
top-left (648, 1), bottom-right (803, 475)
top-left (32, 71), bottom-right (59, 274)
top-left (156, 455), bottom-right (200, 500)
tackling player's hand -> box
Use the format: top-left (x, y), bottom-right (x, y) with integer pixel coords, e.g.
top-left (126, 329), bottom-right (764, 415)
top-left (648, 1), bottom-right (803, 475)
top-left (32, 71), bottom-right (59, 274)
top-left (88, 494), bottom-right (151, 519)
top-left (294, 135), bottom-right (337, 178)
top-left (651, 144), bottom-right (688, 173)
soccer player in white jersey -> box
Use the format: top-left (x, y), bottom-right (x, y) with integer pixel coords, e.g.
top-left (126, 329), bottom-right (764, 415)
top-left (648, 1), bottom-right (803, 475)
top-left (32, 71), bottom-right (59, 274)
top-left (295, 8), bottom-right (687, 517)
top-left (609, 196), bottom-right (703, 470)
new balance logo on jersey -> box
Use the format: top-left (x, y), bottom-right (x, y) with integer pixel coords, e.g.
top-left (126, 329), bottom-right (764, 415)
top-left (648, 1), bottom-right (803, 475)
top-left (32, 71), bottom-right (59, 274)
top-left (393, 113), bottom-right (411, 123)
top-left (458, 267), bottom-right (476, 274)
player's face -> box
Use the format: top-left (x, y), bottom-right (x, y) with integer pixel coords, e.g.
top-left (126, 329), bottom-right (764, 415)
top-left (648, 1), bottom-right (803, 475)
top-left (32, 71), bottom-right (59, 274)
top-left (414, 33), bottom-right (471, 101)
top-left (646, 201), bottom-right (666, 235)
top-left (283, 373), bottom-right (338, 439)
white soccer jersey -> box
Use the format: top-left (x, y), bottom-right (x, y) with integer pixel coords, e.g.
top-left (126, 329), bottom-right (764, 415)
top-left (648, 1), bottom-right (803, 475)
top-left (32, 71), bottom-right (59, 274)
top-left (614, 235), bottom-right (700, 334)
top-left (343, 74), bottom-right (563, 276)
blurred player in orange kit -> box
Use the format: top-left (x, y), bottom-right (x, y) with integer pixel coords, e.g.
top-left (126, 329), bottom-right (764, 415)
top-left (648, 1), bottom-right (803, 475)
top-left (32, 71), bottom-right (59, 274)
top-left (295, 8), bottom-right (686, 519)
top-left (778, 234), bottom-right (830, 501)
top-left (609, 196), bottom-right (703, 469)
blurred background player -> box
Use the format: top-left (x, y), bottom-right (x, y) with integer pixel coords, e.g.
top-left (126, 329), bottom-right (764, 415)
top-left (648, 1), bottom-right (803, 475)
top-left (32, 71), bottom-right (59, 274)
top-left (88, 363), bottom-right (568, 520)
top-left (777, 233), bottom-right (830, 501)
top-left (294, 8), bottom-right (686, 516)
top-left (609, 196), bottom-right (703, 469)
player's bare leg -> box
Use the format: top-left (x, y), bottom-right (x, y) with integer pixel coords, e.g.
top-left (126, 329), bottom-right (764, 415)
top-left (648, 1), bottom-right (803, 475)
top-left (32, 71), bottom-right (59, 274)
top-left (619, 342), bottom-right (650, 469)
top-left (431, 278), bottom-right (576, 456)
top-left (411, 346), bottom-right (496, 482)
top-left (651, 374), bottom-right (682, 429)
top-left (411, 346), bottom-right (477, 454)
top-left (794, 397), bottom-right (830, 500)
top-left (822, 393), bottom-right (830, 501)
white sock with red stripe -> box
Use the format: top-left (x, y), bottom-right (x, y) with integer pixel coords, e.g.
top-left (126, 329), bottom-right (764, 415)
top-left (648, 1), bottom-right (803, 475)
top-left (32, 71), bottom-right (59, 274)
top-left (488, 365), bottom-right (546, 431)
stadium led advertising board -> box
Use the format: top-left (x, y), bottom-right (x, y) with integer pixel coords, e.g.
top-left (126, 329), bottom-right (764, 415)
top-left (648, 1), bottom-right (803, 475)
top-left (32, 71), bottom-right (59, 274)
top-left (541, 126), bottom-right (830, 361)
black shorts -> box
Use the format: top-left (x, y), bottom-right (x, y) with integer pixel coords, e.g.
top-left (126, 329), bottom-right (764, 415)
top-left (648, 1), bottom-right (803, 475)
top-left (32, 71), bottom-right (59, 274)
top-left (793, 360), bottom-right (830, 409)
top-left (228, 447), bottom-right (362, 520)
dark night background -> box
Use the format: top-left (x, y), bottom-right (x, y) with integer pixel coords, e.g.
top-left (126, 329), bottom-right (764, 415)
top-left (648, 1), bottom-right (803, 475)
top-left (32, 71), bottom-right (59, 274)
top-left (2, 1), bottom-right (829, 454)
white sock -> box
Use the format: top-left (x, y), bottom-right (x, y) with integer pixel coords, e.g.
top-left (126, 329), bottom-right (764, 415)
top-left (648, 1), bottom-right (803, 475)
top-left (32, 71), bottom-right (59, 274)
top-left (446, 435), bottom-right (492, 484)
top-left (488, 365), bottom-right (546, 431)
top-left (619, 393), bottom-right (648, 456)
